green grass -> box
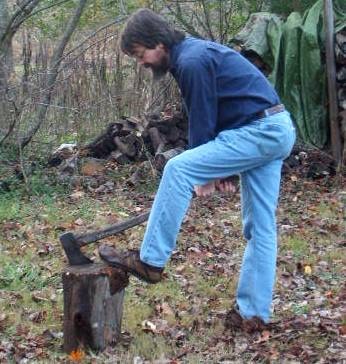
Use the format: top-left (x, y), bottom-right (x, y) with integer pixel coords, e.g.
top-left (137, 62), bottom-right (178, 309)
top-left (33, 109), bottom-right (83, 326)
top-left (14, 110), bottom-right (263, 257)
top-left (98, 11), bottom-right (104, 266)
top-left (281, 235), bottom-right (309, 257)
top-left (0, 192), bottom-right (24, 221)
top-left (0, 256), bottom-right (50, 291)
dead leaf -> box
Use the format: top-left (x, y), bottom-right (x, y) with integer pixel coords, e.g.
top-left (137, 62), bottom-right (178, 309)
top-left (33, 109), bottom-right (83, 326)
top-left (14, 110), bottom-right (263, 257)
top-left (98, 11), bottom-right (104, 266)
top-left (28, 311), bottom-right (47, 323)
top-left (69, 348), bottom-right (85, 362)
top-left (69, 190), bottom-right (85, 200)
top-left (339, 325), bottom-right (346, 336)
top-left (80, 158), bottom-right (105, 176)
top-left (157, 302), bottom-right (174, 317)
top-left (304, 265), bottom-right (312, 275)
top-left (74, 218), bottom-right (84, 226)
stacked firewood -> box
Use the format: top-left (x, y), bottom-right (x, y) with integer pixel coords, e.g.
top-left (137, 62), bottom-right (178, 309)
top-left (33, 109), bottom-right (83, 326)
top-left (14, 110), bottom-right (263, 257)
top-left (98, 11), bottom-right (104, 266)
top-left (80, 111), bottom-right (188, 171)
top-left (336, 29), bottom-right (346, 158)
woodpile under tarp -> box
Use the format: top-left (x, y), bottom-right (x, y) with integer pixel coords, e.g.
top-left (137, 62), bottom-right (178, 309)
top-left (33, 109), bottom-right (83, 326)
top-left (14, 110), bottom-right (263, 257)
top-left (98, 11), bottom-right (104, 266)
top-left (335, 30), bottom-right (346, 159)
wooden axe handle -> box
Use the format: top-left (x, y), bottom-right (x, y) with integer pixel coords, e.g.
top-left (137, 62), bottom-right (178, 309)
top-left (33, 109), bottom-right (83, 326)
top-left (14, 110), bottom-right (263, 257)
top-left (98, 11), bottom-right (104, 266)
top-left (75, 211), bottom-right (150, 246)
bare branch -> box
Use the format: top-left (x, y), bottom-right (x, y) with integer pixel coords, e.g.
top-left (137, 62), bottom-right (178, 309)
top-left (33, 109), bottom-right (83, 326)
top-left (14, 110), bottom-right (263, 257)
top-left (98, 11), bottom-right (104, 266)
top-left (26, 0), bottom-right (72, 19)
top-left (1, 0), bottom-right (41, 45)
top-left (62, 16), bottom-right (126, 61)
top-left (20, 0), bottom-right (88, 148)
top-left (200, 0), bottom-right (214, 40)
top-left (167, 2), bottom-right (204, 39)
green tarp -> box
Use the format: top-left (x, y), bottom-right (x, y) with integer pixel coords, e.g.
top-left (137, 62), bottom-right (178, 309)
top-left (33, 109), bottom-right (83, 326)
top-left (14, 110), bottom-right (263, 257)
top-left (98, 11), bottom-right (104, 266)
top-left (232, 0), bottom-right (346, 148)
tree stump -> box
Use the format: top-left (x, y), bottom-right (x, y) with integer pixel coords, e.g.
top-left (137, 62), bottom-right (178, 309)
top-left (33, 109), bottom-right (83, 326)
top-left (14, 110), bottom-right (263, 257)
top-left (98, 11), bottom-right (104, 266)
top-left (62, 263), bottom-right (129, 353)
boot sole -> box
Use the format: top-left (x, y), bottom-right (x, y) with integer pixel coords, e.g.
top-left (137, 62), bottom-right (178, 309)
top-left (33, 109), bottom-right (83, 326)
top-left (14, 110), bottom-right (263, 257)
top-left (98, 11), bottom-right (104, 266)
top-left (99, 253), bottom-right (161, 284)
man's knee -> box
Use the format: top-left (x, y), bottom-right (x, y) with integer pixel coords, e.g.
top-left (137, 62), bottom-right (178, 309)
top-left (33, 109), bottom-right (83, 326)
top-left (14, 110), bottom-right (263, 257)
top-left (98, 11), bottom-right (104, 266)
top-left (163, 153), bottom-right (192, 189)
top-left (163, 153), bottom-right (187, 176)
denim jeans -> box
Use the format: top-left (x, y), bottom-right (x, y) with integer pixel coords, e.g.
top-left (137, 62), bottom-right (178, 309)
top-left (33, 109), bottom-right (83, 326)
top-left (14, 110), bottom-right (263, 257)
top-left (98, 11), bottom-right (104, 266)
top-left (140, 111), bottom-right (296, 322)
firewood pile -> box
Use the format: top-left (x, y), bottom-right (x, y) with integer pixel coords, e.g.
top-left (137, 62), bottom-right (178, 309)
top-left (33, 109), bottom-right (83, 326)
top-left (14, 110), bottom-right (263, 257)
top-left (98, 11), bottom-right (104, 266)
top-left (80, 112), bottom-right (188, 170)
top-left (48, 111), bottom-right (188, 183)
top-left (336, 29), bottom-right (346, 157)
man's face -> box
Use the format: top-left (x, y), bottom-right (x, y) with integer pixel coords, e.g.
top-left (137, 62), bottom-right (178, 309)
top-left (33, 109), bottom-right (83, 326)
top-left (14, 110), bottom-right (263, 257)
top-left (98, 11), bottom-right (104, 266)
top-left (131, 43), bottom-right (170, 80)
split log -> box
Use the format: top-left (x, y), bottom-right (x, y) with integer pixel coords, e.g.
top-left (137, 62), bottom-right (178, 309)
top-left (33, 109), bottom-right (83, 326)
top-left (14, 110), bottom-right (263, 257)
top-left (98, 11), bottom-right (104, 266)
top-left (154, 147), bottom-right (184, 171)
top-left (335, 31), bottom-right (346, 65)
top-left (339, 110), bottom-right (346, 159)
top-left (110, 150), bottom-right (131, 164)
top-left (338, 87), bottom-right (346, 110)
top-left (336, 67), bottom-right (346, 83)
top-left (62, 263), bottom-right (129, 353)
top-left (114, 136), bottom-right (137, 158)
top-left (165, 125), bottom-right (181, 143)
top-left (148, 127), bottom-right (166, 153)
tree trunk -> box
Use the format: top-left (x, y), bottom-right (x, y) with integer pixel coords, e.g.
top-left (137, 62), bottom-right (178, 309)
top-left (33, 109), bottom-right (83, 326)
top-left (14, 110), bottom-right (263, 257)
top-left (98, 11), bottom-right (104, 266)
top-left (0, 0), bottom-right (13, 89)
top-left (62, 263), bottom-right (129, 353)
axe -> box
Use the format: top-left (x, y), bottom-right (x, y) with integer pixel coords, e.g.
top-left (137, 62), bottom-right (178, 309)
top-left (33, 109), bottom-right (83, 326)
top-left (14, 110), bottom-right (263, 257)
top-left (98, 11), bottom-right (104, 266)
top-left (60, 211), bottom-right (150, 265)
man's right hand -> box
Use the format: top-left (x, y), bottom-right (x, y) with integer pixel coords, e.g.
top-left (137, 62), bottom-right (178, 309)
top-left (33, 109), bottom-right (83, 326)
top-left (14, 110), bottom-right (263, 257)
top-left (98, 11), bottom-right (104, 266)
top-left (215, 178), bottom-right (237, 193)
top-left (194, 177), bottom-right (237, 197)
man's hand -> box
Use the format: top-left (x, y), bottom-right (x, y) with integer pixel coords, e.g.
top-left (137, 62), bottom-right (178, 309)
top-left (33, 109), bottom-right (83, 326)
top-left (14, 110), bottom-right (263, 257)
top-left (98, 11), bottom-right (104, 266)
top-left (194, 177), bottom-right (237, 197)
top-left (215, 178), bottom-right (237, 193)
top-left (194, 181), bottom-right (216, 197)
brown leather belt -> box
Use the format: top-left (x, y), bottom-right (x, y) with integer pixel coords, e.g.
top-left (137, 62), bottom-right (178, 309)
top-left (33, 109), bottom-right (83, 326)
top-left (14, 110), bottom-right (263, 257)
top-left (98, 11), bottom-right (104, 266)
top-left (256, 104), bottom-right (285, 119)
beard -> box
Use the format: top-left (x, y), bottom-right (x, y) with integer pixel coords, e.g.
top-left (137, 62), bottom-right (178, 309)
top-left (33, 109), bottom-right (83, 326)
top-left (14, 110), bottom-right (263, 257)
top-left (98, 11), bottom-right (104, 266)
top-left (144, 53), bottom-right (170, 81)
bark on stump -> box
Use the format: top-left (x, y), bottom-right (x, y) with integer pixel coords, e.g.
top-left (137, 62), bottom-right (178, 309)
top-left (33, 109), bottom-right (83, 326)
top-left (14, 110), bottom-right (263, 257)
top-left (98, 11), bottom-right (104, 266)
top-left (62, 263), bottom-right (129, 353)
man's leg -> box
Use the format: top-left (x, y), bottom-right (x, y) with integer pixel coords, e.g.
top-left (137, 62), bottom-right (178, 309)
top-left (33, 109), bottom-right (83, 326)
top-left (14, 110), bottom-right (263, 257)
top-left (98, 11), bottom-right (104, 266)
top-left (237, 159), bottom-right (283, 323)
top-left (140, 113), bottom-right (295, 268)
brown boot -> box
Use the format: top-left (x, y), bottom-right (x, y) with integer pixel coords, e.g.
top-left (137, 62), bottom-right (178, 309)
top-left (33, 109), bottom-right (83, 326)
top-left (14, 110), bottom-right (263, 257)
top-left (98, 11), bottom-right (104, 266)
top-left (99, 245), bottom-right (164, 284)
top-left (225, 307), bottom-right (269, 334)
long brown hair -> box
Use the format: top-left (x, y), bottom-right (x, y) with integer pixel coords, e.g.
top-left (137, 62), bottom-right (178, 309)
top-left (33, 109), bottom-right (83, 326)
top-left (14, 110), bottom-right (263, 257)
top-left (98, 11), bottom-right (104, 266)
top-left (120, 8), bottom-right (185, 55)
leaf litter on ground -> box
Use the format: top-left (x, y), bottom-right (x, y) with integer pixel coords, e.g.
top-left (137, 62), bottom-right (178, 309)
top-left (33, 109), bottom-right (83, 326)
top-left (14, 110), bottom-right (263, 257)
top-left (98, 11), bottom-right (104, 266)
top-left (0, 146), bottom-right (345, 363)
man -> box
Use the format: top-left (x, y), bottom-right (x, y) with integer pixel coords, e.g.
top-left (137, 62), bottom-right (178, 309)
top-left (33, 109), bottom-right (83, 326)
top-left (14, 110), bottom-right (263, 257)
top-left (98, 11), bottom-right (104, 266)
top-left (99, 8), bottom-right (296, 326)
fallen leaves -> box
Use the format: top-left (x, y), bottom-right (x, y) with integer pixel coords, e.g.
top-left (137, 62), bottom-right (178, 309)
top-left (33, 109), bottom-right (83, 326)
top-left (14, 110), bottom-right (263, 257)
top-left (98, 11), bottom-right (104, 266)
top-left (69, 348), bottom-right (85, 362)
top-left (0, 146), bottom-right (344, 362)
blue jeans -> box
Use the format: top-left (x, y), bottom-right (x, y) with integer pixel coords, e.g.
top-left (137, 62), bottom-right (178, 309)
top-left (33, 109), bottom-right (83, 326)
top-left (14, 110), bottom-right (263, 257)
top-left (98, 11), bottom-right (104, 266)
top-left (140, 111), bottom-right (296, 322)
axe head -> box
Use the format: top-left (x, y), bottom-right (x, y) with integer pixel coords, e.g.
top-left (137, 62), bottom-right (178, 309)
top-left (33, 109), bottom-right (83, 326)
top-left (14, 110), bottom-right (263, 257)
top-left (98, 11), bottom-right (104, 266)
top-left (60, 232), bottom-right (93, 265)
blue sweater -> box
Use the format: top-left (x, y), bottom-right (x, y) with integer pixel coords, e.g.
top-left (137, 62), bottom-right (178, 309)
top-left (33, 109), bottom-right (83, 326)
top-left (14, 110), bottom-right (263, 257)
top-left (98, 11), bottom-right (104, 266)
top-left (169, 37), bottom-right (280, 148)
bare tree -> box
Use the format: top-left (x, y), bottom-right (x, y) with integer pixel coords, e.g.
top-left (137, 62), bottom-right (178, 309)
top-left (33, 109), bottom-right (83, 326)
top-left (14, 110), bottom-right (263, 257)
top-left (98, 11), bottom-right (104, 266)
top-left (20, 0), bottom-right (88, 148)
top-left (166, 0), bottom-right (248, 44)
top-left (0, 0), bottom-right (42, 88)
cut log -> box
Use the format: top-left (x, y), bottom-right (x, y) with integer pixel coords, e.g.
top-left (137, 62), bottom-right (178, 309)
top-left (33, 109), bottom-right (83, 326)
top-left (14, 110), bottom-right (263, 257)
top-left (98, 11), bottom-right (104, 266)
top-left (336, 67), bottom-right (346, 83)
top-left (114, 136), bottom-right (137, 158)
top-left (338, 87), bottom-right (346, 110)
top-left (165, 125), bottom-right (181, 143)
top-left (339, 110), bottom-right (346, 160)
top-left (125, 116), bottom-right (145, 132)
top-left (110, 150), bottom-right (131, 164)
top-left (148, 127), bottom-right (166, 152)
top-left (154, 147), bottom-right (184, 171)
top-left (335, 31), bottom-right (346, 65)
top-left (62, 263), bottom-right (129, 353)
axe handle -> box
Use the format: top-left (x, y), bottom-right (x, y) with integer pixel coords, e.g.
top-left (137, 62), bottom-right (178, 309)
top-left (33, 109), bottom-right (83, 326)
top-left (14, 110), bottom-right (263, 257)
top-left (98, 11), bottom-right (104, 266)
top-left (75, 211), bottom-right (150, 246)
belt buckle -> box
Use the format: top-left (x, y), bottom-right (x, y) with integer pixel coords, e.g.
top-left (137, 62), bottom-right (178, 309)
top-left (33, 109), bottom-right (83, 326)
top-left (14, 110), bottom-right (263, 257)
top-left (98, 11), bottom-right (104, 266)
top-left (263, 109), bottom-right (271, 117)
top-left (264, 104), bottom-right (283, 117)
